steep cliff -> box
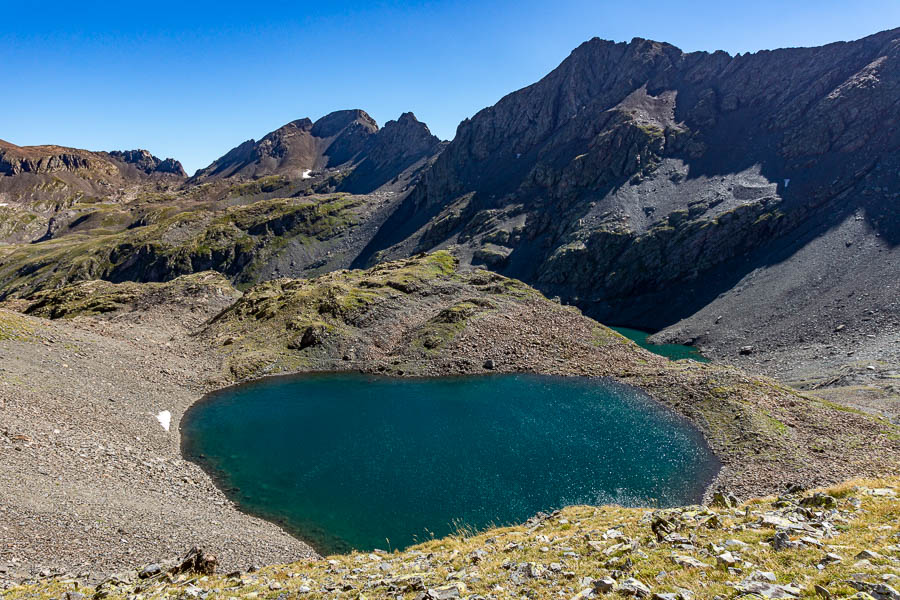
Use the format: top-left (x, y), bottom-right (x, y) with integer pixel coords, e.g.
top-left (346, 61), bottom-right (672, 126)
top-left (356, 28), bottom-right (900, 368)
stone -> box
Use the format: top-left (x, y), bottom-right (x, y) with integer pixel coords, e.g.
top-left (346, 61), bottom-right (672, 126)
top-left (483, 359), bottom-right (495, 370)
top-left (739, 582), bottom-right (801, 598)
top-left (772, 532), bottom-right (802, 551)
top-left (746, 572), bottom-right (778, 583)
top-left (138, 564), bottom-right (162, 579)
top-left (469, 549), bottom-right (487, 564)
top-left (594, 577), bottom-right (617, 593)
top-left (759, 515), bottom-right (794, 529)
top-left (617, 578), bottom-right (652, 598)
top-left (800, 493), bottom-right (838, 509)
top-left (711, 491), bottom-right (738, 508)
top-left (815, 585), bottom-right (833, 600)
top-left (846, 582), bottom-right (900, 600)
top-left (287, 325), bottom-right (327, 350)
top-left (418, 584), bottom-right (462, 600)
top-left (739, 346), bottom-right (754, 355)
top-left (856, 550), bottom-right (883, 560)
top-left (672, 555), bottom-right (711, 569)
top-left (170, 547), bottom-right (217, 576)
top-left (385, 574), bottom-right (425, 592)
top-left (716, 551), bottom-right (738, 568)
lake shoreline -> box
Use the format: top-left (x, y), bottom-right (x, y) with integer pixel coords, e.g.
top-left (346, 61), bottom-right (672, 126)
top-left (181, 372), bottom-right (722, 555)
top-left (1, 257), bottom-right (897, 584)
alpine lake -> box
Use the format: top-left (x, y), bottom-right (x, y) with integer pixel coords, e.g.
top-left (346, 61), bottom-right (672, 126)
top-left (183, 369), bottom-right (719, 555)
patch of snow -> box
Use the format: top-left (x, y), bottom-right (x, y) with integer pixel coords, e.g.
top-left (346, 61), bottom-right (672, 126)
top-left (0, 203), bottom-right (8, 207)
top-left (784, 178), bottom-right (790, 188)
top-left (301, 169), bottom-right (312, 179)
top-left (156, 410), bottom-right (172, 432)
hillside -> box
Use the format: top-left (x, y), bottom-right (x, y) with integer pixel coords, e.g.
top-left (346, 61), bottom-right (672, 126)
top-left (0, 140), bottom-right (186, 243)
top-left (6, 478), bottom-right (900, 600)
top-left (0, 110), bottom-right (445, 297)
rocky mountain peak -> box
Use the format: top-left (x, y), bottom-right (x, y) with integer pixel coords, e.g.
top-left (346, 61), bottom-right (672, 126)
top-left (108, 149), bottom-right (187, 177)
top-left (378, 112), bottom-right (441, 154)
top-left (311, 109), bottom-right (378, 138)
top-left (191, 108), bottom-right (442, 188)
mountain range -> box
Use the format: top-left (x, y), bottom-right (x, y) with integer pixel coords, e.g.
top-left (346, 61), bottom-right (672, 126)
top-left (1, 27), bottom-right (898, 388)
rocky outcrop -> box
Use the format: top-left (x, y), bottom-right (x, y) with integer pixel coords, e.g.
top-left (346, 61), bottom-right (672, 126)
top-left (107, 150), bottom-right (186, 176)
top-left (0, 141), bottom-right (185, 179)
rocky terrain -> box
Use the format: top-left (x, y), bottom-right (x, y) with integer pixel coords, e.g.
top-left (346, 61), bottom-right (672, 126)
top-left (0, 273), bottom-right (316, 583)
top-left (6, 478), bottom-right (900, 600)
top-left (1, 252), bottom-right (898, 588)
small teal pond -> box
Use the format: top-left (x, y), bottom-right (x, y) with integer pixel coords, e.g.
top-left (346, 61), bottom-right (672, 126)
top-left (611, 327), bottom-right (709, 362)
top-left (182, 373), bottom-right (719, 555)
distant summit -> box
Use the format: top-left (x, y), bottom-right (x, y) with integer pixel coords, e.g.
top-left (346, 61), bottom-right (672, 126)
top-left (108, 150), bottom-right (186, 177)
top-left (190, 109), bottom-right (441, 191)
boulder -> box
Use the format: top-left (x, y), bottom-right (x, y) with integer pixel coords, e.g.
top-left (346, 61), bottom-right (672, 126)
top-left (170, 547), bottom-right (217, 576)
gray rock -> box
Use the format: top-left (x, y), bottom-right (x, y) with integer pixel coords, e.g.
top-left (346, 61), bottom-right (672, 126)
top-left (617, 578), bottom-right (652, 598)
top-left (716, 551), bottom-right (738, 568)
top-left (418, 585), bottom-right (462, 600)
top-left (738, 582), bottom-right (801, 599)
top-left (671, 555), bottom-right (711, 569)
top-left (138, 564), bottom-right (162, 579)
top-left (594, 577), bottom-right (617, 593)
top-left (846, 582), bottom-right (900, 600)
top-left (800, 493), bottom-right (838, 509)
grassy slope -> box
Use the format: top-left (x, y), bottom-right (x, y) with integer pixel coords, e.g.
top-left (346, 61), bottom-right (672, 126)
top-left (0, 194), bottom-right (362, 299)
top-left (7, 479), bottom-right (899, 600)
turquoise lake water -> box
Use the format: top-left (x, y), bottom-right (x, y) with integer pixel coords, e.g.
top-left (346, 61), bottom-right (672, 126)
top-left (182, 373), bottom-right (719, 555)
top-left (610, 327), bottom-right (709, 362)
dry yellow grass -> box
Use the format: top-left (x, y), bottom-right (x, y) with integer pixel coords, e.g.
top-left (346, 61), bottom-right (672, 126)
top-left (5, 477), bottom-right (899, 600)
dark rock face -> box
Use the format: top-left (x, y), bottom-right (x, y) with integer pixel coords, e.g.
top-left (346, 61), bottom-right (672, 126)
top-left (190, 109), bottom-right (441, 193)
top-left (108, 149), bottom-right (187, 176)
top-left (358, 28), bottom-right (900, 357)
top-left (336, 112), bottom-right (443, 193)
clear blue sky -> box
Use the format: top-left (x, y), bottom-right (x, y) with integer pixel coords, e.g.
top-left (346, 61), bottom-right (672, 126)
top-left (2, 0), bottom-right (898, 175)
